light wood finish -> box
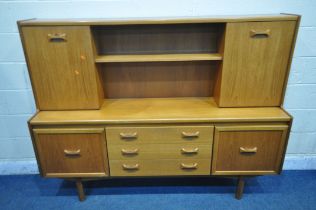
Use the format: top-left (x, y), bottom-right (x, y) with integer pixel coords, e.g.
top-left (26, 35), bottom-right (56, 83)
top-left (101, 62), bottom-right (216, 98)
top-left (76, 179), bottom-right (86, 201)
top-left (109, 159), bottom-right (210, 176)
top-left (279, 14), bottom-right (301, 106)
top-left (19, 15), bottom-right (299, 200)
top-left (278, 109), bottom-right (294, 173)
top-left (106, 126), bottom-right (214, 145)
top-left (33, 128), bottom-right (108, 177)
top-left (95, 54), bottom-right (223, 63)
top-left (213, 25), bottom-right (226, 105)
top-left (216, 21), bottom-right (296, 107)
top-left (107, 125), bottom-right (213, 177)
top-left (93, 24), bottom-right (222, 55)
top-left (235, 176), bottom-right (245, 200)
top-left (108, 143), bottom-right (212, 160)
top-left (19, 14), bottom-right (298, 26)
top-left (21, 26), bottom-right (102, 110)
top-left (30, 97), bottom-right (291, 125)
top-left (27, 114), bottom-right (44, 176)
top-left (212, 125), bottom-right (289, 175)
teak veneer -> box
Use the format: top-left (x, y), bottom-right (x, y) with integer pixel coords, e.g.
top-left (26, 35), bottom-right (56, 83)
top-left (18, 14), bottom-right (300, 201)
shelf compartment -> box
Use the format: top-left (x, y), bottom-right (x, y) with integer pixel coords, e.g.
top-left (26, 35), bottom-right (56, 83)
top-left (92, 23), bottom-right (224, 55)
top-left (95, 53), bottom-right (223, 63)
top-left (100, 61), bottom-right (217, 98)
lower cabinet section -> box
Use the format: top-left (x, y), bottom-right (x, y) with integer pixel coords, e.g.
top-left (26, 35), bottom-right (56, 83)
top-left (33, 128), bottom-right (109, 177)
top-left (212, 125), bottom-right (289, 175)
top-left (31, 124), bottom-right (290, 178)
top-left (109, 159), bottom-right (211, 176)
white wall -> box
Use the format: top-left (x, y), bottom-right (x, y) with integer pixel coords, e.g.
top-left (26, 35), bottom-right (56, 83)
top-left (0, 0), bottom-right (315, 169)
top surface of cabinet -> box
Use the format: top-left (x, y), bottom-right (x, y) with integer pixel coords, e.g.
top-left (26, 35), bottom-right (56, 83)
top-left (29, 97), bottom-right (291, 125)
top-left (19, 14), bottom-right (298, 26)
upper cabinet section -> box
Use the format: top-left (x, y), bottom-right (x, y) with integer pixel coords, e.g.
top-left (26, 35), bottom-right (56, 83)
top-left (19, 15), bottom-right (299, 111)
top-left (215, 21), bottom-right (297, 107)
top-left (21, 26), bottom-right (103, 110)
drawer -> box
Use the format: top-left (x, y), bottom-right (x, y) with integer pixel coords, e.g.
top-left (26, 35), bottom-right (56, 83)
top-left (33, 128), bottom-right (108, 177)
top-left (110, 159), bottom-right (210, 176)
top-left (108, 143), bottom-right (212, 160)
top-left (106, 126), bottom-right (214, 145)
top-left (212, 125), bottom-right (289, 175)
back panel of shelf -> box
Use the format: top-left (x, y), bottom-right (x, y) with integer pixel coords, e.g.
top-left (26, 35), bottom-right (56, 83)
top-left (101, 61), bottom-right (218, 98)
top-left (92, 23), bottom-right (225, 55)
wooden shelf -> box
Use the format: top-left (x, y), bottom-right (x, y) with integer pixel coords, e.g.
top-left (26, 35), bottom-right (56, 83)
top-left (30, 97), bottom-right (291, 125)
top-left (95, 53), bottom-right (223, 63)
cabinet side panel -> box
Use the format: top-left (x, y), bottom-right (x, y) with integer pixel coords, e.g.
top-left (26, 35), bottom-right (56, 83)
top-left (280, 15), bottom-right (301, 106)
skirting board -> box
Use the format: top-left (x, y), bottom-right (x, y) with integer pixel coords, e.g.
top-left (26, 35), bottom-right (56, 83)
top-left (0, 155), bottom-right (315, 175)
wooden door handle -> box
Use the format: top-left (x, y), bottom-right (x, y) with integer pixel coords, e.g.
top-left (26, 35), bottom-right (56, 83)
top-left (181, 147), bottom-right (199, 154)
top-left (48, 33), bottom-right (67, 42)
top-left (250, 29), bottom-right (270, 38)
top-left (120, 132), bottom-right (138, 139)
top-left (121, 148), bottom-right (139, 155)
top-left (122, 163), bottom-right (139, 170)
top-left (240, 147), bottom-right (257, 153)
top-left (182, 131), bottom-right (200, 138)
top-left (181, 163), bottom-right (198, 169)
top-left (64, 149), bottom-right (80, 156)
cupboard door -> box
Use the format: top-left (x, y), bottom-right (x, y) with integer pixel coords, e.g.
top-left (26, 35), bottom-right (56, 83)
top-left (212, 125), bottom-right (288, 175)
top-left (22, 26), bottom-right (102, 110)
top-left (217, 21), bottom-right (296, 107)
top-left (33, 128), bottom-right (108, 177)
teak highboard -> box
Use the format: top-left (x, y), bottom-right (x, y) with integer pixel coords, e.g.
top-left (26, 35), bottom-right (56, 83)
top-left (18, 14), bottom-right (300, 201)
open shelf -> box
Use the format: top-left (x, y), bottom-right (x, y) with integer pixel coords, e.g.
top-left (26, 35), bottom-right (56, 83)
top-left (92, 23), bottom-right (224, 55)
top-left (30, 97), bottom-right (291, 125)
top-left (95, 53), bottom-right (223, 63)
top-left (100, 61), bottom-right (216, 98)
top-left (92, 23), bottom-right (225, 98)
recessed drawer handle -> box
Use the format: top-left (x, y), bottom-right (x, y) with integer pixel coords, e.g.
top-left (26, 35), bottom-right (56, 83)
top-left (240, 147), bottom-right (257, 154)
top-left (47, 33), bottom-right (67, 42)
top-left (122, 163), bottom-right (139, 170)
top-left (181, 163), bottom-right (198, 169)
top-left (64, 149), bottom-right (80, 156)
top-left (181, 147), bottom-right (199, 154)
top-left (250, 29), bottom-right (270, 38)
top-left (120, 132), bottom-right (138, 139)
top-left (121, 148), bottom-right (139, 155)
top-left (182, 131), bottom-right (200, 138)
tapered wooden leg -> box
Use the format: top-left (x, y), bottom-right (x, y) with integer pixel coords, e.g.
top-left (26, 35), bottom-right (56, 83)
top-left (235, 176), bottom-right (245, 200)
top-left (76, 179), bottom-right (86, 201)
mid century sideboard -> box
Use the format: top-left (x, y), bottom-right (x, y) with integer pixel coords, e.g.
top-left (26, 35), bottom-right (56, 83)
top-left (18, 14), bottom-right (300, 201)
